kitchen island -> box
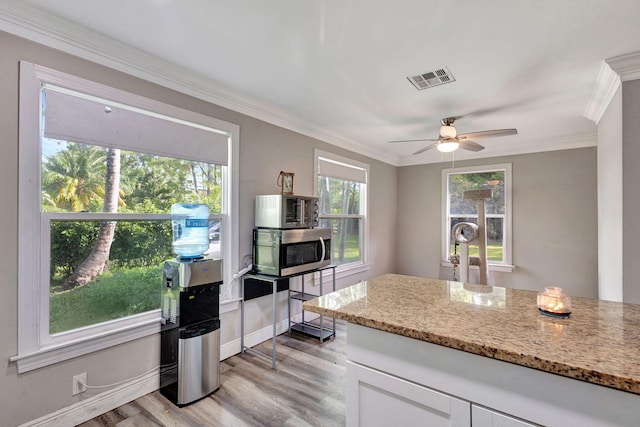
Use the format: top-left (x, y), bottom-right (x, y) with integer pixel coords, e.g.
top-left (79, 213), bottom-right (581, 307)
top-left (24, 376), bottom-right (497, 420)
top-left (303, 274), bottom-right (640, 427)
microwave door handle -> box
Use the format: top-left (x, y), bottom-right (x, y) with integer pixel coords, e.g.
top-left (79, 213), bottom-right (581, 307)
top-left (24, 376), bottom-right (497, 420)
top-left (298, 200), bottom-right (305, 226)
top-left (319, 236), bottom-right (326, 262)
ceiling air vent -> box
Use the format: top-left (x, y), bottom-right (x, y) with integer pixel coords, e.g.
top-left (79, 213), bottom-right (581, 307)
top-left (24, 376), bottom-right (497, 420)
top-left (408, 67), bottom-right (455, 90)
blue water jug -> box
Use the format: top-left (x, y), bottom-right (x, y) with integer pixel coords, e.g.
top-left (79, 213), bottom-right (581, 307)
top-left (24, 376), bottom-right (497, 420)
top-left (171, 203), bottom-right (210, 259)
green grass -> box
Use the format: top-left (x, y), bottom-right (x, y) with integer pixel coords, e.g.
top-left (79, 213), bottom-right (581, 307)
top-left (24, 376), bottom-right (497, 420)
top-left (450, 243), bottom-right (503, 262)
top-left (49, 266), bottom-right (162, 334)
top-left (333, 233), bottom-right (361, 265)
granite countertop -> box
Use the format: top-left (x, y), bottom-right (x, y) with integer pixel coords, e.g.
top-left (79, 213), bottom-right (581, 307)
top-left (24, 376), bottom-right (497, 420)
top-left (302, 274), bottom-right (640, 395)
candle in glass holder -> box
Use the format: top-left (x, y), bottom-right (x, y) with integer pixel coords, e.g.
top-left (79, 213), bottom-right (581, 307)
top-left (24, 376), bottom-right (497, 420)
top-left (537, 286), bottom-right (571, 318)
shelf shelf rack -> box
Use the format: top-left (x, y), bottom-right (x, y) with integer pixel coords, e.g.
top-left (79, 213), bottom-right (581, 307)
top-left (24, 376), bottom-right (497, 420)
top-left (240, 265), bottom-right (336, 369)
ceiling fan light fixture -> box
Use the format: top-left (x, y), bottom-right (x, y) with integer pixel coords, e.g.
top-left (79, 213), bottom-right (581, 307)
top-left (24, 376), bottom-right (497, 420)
top-left (437, 141), bottom-right (459, 152)
top-left (388, 117), bottom-right (516, 155)
top-left (440, 125), bottom-right (457, 138)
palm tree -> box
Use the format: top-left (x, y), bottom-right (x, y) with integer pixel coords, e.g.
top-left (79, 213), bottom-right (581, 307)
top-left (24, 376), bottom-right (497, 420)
top-left (62, 146), bottom-right (121, 290)
top-left (42, 143), bottom-right (106, 212)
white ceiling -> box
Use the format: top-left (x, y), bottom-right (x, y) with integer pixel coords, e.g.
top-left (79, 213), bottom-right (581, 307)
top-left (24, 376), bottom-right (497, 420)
top-left (4, 0), bottom-right (640, 166)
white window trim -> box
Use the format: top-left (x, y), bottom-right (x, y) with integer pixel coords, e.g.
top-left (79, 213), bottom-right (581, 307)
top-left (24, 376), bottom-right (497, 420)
top-left (313, 149), bottom-right (369, 273)
top-left (441, 163), bottom-right (514, 272)
top-left (12, 61), bottom-right (240, 373)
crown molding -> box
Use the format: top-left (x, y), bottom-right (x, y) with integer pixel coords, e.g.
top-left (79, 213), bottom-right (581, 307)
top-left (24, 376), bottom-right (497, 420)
top-left (607, 51), bottom-right (640, 82)
top-left (584, 51), bottom-right (640, 125)
top-left (584, 62), bottom-right (621, 124)
top-left (0, 1), bottom-right (399, 166)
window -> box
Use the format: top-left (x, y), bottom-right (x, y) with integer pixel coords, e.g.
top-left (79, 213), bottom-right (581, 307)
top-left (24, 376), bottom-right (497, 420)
top-left (442, 164), bottom-right (513, 270)
top-left (14, 62), bottom-right (239, 372)
top-left (44, 144), bottom-right (223, 335)
top-left (315, 150), bottom-right (368, 270)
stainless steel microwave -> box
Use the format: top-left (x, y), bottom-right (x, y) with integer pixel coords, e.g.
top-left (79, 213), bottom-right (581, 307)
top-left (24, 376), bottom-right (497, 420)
top-left (253, 228), bottom-right (331, 276)
top-left (255, 194), bottom-right (319, 229)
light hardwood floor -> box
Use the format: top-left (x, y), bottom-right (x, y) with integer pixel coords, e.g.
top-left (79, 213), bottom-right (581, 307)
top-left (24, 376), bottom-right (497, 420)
top-left (79, 321), bottom-right (346, 427)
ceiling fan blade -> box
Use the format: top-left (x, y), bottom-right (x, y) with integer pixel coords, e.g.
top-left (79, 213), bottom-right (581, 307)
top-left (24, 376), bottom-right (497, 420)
top-left (457, 129), bottom-right (517, 140)
top-left (389, 138), bottom-right (439, 144)
top-left (458, 140), bottom-right (485, 152)
top-left (413, 142), bottom-right (438, 155)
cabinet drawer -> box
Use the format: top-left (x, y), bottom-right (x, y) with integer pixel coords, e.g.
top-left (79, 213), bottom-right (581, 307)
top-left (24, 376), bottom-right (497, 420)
top-left (347, 361), bottom-right (470, 427)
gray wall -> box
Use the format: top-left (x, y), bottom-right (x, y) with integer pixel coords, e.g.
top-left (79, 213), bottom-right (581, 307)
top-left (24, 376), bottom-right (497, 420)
top-left (0, 30), bottom-right (397, 426)
top-left (622, 79), bottom-right (640, 303)
top-left (396, 148), bottom-right (599, 299)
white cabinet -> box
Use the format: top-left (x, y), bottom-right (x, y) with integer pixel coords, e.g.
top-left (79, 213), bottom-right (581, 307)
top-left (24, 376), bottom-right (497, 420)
top-left (346, 323), bottom-right (640, 427)
top-left (347, 358), bottom-right (541, 427)
top-left (347, 361), bottom-right (470, 427)
top-left (472, 406), bottom-right (536, 427)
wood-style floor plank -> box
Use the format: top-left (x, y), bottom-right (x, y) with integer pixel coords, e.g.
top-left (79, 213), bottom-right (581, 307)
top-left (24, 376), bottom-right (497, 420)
top-left (78, 321), bottom-right (346, 427)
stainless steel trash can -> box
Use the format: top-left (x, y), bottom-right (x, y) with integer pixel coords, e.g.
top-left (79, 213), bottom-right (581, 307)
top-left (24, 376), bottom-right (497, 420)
top-left (177, 319), bottom-right (220, 405)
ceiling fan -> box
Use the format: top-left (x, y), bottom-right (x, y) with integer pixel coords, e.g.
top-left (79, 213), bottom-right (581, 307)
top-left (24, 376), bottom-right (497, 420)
top-left (389, 117), bottom-right (518, 154)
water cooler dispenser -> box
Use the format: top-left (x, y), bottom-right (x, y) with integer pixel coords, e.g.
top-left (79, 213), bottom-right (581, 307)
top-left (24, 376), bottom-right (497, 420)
top-left (160, 203), bottom-right (222, 406)
top-left (160, 257), bottom-right (223, 406)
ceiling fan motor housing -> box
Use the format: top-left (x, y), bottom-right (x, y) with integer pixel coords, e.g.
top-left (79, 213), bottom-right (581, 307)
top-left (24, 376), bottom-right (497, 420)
top-left (439, 124), bottom-right (457, 139)
top-left (439, 117), bottom-right (457, 139)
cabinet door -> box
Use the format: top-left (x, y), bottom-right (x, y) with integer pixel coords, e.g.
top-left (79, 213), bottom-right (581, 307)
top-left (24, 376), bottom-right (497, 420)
top-left (472, 405), bottom-right (536, 427)
top-left (347, 361), bottom-right (470, 427)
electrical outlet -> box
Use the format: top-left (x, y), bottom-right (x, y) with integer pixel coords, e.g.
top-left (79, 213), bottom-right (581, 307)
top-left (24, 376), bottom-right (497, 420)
top-left (72, 372), bottom-right (87, 395)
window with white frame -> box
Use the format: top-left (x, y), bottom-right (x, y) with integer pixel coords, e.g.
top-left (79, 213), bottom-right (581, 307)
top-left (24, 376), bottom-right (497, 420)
top-left (442, 164), bottom-right (513, 269)
top-left (315, 150), bottom-right (368, 269)
top-left (14, 62), bottom-right (238, 372)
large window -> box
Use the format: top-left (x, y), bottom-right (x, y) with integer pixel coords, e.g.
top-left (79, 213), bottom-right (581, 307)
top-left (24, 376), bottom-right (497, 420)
top-left (43, 141), bottom-right (223, 334)
top-left (442, 164), bottom-right (513, 269)
top-left (14, 62), bottom-right (239, 372)
top-left (315, 150), bottom-right (368, 269)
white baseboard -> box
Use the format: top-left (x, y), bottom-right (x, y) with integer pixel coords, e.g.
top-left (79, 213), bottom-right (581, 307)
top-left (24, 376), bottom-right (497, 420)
top-left (19, 370), bottom-right (159, 427)
top-left (21, 315), bottom-right (314, 426)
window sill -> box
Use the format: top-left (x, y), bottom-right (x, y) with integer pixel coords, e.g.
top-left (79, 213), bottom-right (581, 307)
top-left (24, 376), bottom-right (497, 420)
top-left (11, 314), bottom-right (161, 374)
top-left (317, 262), bottom-right (370, 282)
top-left (11, 298), bottom-right (241, 374)
top-left (441, 261), bottom-right (516, 273)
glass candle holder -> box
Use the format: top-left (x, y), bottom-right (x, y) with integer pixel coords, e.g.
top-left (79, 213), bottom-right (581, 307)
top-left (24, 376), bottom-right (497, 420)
top-left (537, 286), bottom-right (572, 318)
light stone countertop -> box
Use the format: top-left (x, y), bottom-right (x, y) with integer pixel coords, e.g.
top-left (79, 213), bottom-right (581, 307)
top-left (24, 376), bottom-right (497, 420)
top-left (302, 274), bottom-right (640, 395)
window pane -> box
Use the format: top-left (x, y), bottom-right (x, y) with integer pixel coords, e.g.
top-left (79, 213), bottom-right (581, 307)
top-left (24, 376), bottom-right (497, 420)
top-left (319, 218), bottom-right (361, 266)
top-left (41, 140), bottom-right (223, 214)
top-left (448, 216), bottom-right (504, 262)
top-left (205, 219), bottom-right (222, 259)
top-left (449, 171), bottom-right (505, 215)
top-left (317, 176), bottom-right (360, 215)
top-left (49, 218), bottom-right (223, 334)
top-left (49, 219), bottom-right (170, 334)
top-left (486, 217), bottom-right (504, 262)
